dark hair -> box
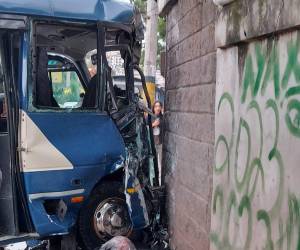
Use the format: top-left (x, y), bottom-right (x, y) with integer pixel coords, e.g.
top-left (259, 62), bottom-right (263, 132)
top-left (152, 100), bottom-right (163, 114)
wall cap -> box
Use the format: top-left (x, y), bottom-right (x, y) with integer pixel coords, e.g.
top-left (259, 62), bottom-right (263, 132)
top-left (216, 0), bottom-right (300, 48)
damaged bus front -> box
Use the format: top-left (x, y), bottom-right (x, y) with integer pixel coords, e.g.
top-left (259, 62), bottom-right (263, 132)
top-left (0, 0), bottom-right (164, 249)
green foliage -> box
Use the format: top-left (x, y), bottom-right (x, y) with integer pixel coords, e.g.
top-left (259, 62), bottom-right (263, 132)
top-left (133, 0), bottom-right (166, 40)
top-left (133, 0), bottom-right (146, 13)
top-left (158, 17), bottom-right (166, 41)
top-left (157, 17), bottom-right (166, 69)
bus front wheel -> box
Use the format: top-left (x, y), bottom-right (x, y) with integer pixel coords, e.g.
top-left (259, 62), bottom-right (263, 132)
top-left (78, 182), bottom-right (132, 250)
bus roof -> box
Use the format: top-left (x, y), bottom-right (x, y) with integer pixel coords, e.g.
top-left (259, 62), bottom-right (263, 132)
top-left (0, 0), bottom-right (135, 24)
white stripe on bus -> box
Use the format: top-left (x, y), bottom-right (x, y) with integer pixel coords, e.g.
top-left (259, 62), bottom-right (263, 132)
top-left (29, 189), bottom-right (85, 200)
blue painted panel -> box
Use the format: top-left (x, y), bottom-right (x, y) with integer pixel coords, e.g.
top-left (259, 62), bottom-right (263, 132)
top-left (23, 159), bottom-right (123, 236)
top-left (0, 1), bottom-right (51, 16)
top-left (126, 175), bottom-right (149, 229)
top-left (101, 0), bottom-right (135, 23)
top-left (50, 0), bottom-right (104, 21)
top-left (27, 198), bottom-right (78, 236)
top-left (28, 112), bottom-right (125, 166)
top-left (23, 159), bottom-right (123, 194)
top-left (0, 0), bottom-right (134, 23)
top-left (23, 111), bottom-right (125, 235)
top-left (20, 33), bottom-right (28, 110)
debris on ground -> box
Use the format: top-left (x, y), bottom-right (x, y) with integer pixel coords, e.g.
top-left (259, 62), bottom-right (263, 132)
top-left (150, 226), bottom-right (169, 250)
top-left (99, 236), bottom-right (136, 250)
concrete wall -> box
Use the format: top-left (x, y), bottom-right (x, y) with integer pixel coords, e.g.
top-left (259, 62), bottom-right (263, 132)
top-left (160, 0), bottom-right (216, 249)
top-left (213, 30), bottom-right (300, 250)
top-left (215, 0), bottom-right (300, 48)
top-left (212, 0), bottom-right (300, 249)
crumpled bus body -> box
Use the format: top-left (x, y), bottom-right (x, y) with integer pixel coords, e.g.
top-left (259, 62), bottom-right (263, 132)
top-left (0, 0), bottom-right (163, 247)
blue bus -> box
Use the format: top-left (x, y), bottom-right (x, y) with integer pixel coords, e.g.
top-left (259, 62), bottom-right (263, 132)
top-left (0, 1), bottom-right (162, 249)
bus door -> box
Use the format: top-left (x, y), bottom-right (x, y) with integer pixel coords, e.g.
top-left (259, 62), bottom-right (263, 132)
top-left (0, 18), bottom-right (28, 236)
top-left (19, 22), bottom-right (125, 236)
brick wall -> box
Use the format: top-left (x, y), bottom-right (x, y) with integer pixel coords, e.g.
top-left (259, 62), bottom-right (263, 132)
top-left (161, 1), bottom-right (216, 249)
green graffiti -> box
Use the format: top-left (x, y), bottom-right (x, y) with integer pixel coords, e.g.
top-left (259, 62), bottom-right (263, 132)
top-left (211, 186), bottom-right (225, 249)
top-left (257, 210), bottom-right (274, 250)
top-left (261, 43), bottom-right (280, 99)
top-left (222, 191), bottom-right (237, 249)
top-left (266, 99), bottom-right (279, 159)
top-left (255, 44), bottom-right (267, 97)
top-left (248, 100), bottom-right (263, 158)
top-left (286, 193), bottom-right (300, 250)
top-left (211, 190), bottom-right (238, 250)
top-left (241, 44), bottom-right (266, 103)
top-left (286, 99), bottom-right (300, 137)
top-left (212, 185), bottom-right (224, 235)
top-left (218, 92), bottom-right (235, 149)
top-left (241, 55), bottom-right (255, 103)
top-left (278, 218), bottom-right (284, 250)
top-left (238, 196), bottom-right (252, 250)
top-left (215, 93), bottom-right (235, 179)
top-left (245, 158), bottom-right (265, 200)
top-left (285, 86), bottom-right (300, 99)
top-left (281, 36), bottom-right (300, 89)
top-left (215, 135), bottom-right (230, 177)
top-left (210, 233), bottom-right (220, 249)
top-left (268, 150), bottom-right (285, 219)
top-left (234, 118), bottom-right (251, 192)
top-left (213, 32), bottom-right (300, 250)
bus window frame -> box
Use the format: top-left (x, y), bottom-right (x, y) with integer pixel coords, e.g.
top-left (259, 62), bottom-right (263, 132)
top-left (27, 19), bottom-right (105, 113)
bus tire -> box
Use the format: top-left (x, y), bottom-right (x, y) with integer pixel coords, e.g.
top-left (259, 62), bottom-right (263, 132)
top-left (78, 181), bottom-right (132, 250)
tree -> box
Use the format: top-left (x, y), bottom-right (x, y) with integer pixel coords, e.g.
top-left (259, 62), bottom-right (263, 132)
top-left (133, 0), bottom-right (166, 69)
top-left (157, 17), bottom-right (166, 69)
top-left (133, 0), bottom-right (146, 14)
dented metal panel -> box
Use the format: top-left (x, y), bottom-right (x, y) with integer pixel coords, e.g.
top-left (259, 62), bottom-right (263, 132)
top-left (20, 111), bottom-right (126, 236)
top-left (0, 0), bottom-right (135, 24)
top-left (124, 149), bottom-right (150, 229)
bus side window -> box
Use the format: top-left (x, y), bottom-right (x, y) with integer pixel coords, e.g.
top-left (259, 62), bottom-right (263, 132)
top-left (0, 81), bottom-right (7, 133)
top-left (33, 23), bottom-right (100, 110)
top-left (49, 59), bottom-right (85, 109)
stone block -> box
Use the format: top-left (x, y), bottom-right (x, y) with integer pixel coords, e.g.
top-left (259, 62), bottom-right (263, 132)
top-left (201, 0), bottom-right (216, 28)
top-left (166, 52), bottom-right (216, 90)
top-left (199, 23), bottom-right (215, 56)
top-left (173, 209), bottom-right (210, 249)
top-left (175, 184), bottom-right (210, 232)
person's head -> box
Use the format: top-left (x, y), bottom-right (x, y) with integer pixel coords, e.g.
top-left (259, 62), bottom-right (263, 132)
top-left (152, 101), bottom-right (163, 115)
top-left (88, 66), bottom-right (97, 78)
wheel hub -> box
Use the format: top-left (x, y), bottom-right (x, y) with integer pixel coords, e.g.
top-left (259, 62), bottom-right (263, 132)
top-left (93, 198), bottom-right (132, 239)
